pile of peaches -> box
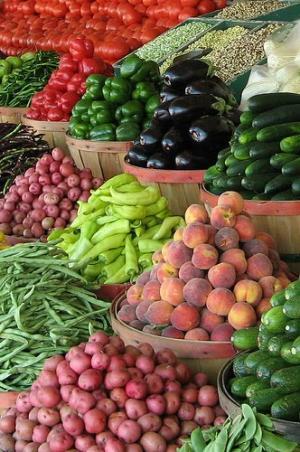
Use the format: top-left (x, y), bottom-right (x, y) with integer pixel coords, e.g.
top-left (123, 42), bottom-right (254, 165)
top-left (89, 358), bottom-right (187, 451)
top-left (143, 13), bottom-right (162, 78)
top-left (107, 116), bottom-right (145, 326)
top-left (117, 192), bottom-right (293, 341)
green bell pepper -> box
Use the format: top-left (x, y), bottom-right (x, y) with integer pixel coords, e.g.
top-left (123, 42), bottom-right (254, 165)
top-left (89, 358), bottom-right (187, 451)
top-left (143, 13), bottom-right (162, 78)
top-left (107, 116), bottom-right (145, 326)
top-left (73, 99), bottom-right (92, 115)
top-left (91, 100), bottom-right (112, 113)
top-left (81, 112), bottom-right (90, 123)
top-left (86, 84), bottom-right (104, 98)
top-left (103, 77), bottom-right (132, 105)
top-left (0, 60), bottom-right (11, 78)
top-left (70, 122), bottom-right (90, 140)
top-left (90, 123), bottom-right (116, 141)
top-left (86, 74), bottom-right (106, 88)
top-left (120, 54), bottom-right (144, 79)
top-left (132, 82), bottom-right (156, 103)
top-left (118, 100), bottom-right (144, 124)
top-left (116, 122), bottom-right (140, 141)
top-left (90, 100), bottom-right (114, 125)
top-left (131, 60), bottom-right (160, 83)
top-left (6, 56), bottom-right (22, 69)
top-left (20, 52), bottom-right (35, 62)
top-left (145, 94), bottom-right (160, 116)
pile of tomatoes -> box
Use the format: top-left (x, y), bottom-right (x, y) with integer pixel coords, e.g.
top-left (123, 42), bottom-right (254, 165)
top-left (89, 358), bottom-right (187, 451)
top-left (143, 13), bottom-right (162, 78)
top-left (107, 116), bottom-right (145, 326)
top-left (0, 0), bottom-right (226, 64)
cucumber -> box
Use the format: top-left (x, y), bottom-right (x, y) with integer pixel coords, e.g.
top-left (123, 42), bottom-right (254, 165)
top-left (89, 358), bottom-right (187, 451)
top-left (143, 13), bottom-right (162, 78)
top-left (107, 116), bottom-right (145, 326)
top-left (218, 148), bottom-right (231, 159)
top-left (232, 142), bottom-right (251, 160)
top-left (283, 298), bottom-right (300, 319)
top-left (226, 176), bottom-right (243, 190)
top-left (250, 141), bottom-right (281, 159)
top-left (271, 290), bottom-right (286, 307)
top-left (233, 353), bottom-right (252, 378)
top-left (216, 153), bottom-right (231, 172)
top-left (246, 380), bottom-right (269, 398)
top-left (252, 193), bottom-right (272, 200)
top-left (253, 105), bottom-right (300, 129)
top-left (264, 175), bottom-right (293, 195)
top-left (244, 350), bottom-right (270, 375)
top-left (240, 190), bottom-right (256, 200)
top-left (257, 122), bottom-right (300, 143)
top-left (262, 306), bottom-right (288, 334)
top-left (256, 357), bottom-right (287, 382)
top-left (271, 190), bottom-right (297, 201)
top-left (271, 366), bottom-right (300, 393)
top-left (226, 159), bottom-right (252, 177)
top-left (206, 185), bottom-right (224, 195)
top-left (231, 327), bottom-right (259, 351)
top-left (240, 111), bottom-right (255, 126)
top-left (225, 154), bottom-right (239, 168)
top-left (233, 124), bottom-right (249, 140)
top-left (280, 134), bottom-right (300, 153)
top-left (284, 281), bottom-right (300, 300)
top-left (248, 93), bottom-right (300, 113)
top-left (291, 337), bottom-right (300, 363)
top-left (212, 174), bottom-right (228, 189)
top-left (268, 335), bottom-right (287, 357)
top-left (271, 392), bottom-right (300, 421)
top-left (285, 319), bottom-right (300, 335)
top-left (239, 127), bottom-right (259, 145)
top-left (241, 174), bottom-right (278, 193)
top-left (258, 324), bottom-right (274, 352)
top-left (230, 375), bottom-right (258, 398)
top-left (282, 157), bottom-right (300, 176)
top-left (248, 387), bottom-right (286, 412)
top-left (291, 177), bottom-right (300, 195)
top-left (281, 341), bottom-right (300, 365)
top-left (270, 153), bottom-right (298, 169)
top-left (245, 159), bottom-right (273, 177)
top-left (204, 165), bottom-right (221, 183)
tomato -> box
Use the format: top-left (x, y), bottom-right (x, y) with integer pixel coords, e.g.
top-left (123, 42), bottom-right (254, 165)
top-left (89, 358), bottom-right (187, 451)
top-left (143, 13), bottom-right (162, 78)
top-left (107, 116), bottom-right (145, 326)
top-left (198, 0), bottom-right (216, 14)
top-left (214, 0), bottom-right (227, 8)
top-left (178, 6), bottom-right (197, 21)
top-left (180, 0), bottom-right (198, 5)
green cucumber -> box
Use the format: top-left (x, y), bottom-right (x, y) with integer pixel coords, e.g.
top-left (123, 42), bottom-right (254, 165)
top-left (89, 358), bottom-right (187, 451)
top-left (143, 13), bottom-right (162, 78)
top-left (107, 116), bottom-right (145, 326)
top-left (271, 392), bottom-right (300, 421)
top-left (212, 174), bottom-right (228, 189)
top-left (233, 353), bottom-right (252, 378)
top-left (206, 185), bottom-right (224, 195)
top-left (280, 134), bottom-right (300, 153)
top-left (226, 159), bottom-right (252, 177)
top-left (240, 110), bottom-right (255, 126)
top-left (264, 175), bottom-right (293, 195)
top-left (253, 105), bottom-right (300, 129)
top-left (257, 122), bottom-right (300, 143)
top-left (231, 375), bottom-right (258, 398)
top-left (271, 366), bottom-right (300, 393)
top-left (246, 380), bottom-right (269, 398)
top-left (256, 357), bottom-right (287, 382)
top-left (258, 324), bottom-right (274, 352)
top-left (282, 157), bottom-right (300, 176)
top-left (270, 153), bottom-right (298, 169)
top-left (239, 190), bottom-right (256, 200)
top-left (248, 387), bottom-right (286, 412)
top-left (283, 298), bottom-right (300, 319)
top-left (291, 337), bottom-right (300, 362)
top-left (233, 124), bottom-right (248, 140)
top-left (248, 93), bottom-right (300, 113)
top-left (239, 127), bottom-right (259, 145)
top-left (250, 141), bottom-right (281, 159)
top-left (245, 159), bottom-right (273, 177)
top-left (252, 193), bottom-right (271, 200)
top-left (232, 142), bottom-right (252, 160)
top-left (204, 165), bottom-right (221, 183)
top-left (285, 319), bottom-right (300, 335)
top-left (226, 176), bottom-right (243, 190)
top-left (262, 306), bottom-right (288, 334)
top-left (216, 153), bottom-right (231, 172)
top-left (241, 174), bottom-right (278, 193)
top-left (268, 335), bottom-right (287, 357)
top-left (291, 177), bottom-right (300, 195)
top-left (218, 148), bottom-right (231, 159)
top-left (284, 281), bottom-right (300, 300)
top-left (271, 190), bottom-right (297, 201)
top-left (244, 350), bottom-right (270, 375)
top-left (271, 290), bottom-right (286, 307)
top-left (281, 341), bottom-right (300, 365)
top-left (231, 327), bottom-right (259, 351)
top-left (225, 154), bottom-right (239, 167)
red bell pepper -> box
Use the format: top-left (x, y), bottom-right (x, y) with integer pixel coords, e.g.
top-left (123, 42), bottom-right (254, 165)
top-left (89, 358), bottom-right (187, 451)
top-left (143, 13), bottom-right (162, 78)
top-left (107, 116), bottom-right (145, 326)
top-left (69, 37), bottom-right (94, 61)
top-left (47, 107), bottom-right (65, 122)
top-left (59, 92), bottom-right (80, 113)
top-left (78, 57), bottom-right (106, 76)
top-left (59, 54), bottom-right (78, 73)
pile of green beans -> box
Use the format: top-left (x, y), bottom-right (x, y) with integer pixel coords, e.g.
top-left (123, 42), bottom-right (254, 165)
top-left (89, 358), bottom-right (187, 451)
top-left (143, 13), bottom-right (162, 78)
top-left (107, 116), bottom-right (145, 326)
top-left (0, 51), bottom-right (58, 107)
top-left (0, 241), bottom-right (111, 391)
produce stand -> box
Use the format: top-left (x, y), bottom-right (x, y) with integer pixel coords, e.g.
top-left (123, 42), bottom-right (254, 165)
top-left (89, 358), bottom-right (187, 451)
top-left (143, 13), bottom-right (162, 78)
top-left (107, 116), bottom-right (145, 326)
top-left (0, 106), bottom-right (27, 124)
top-left (22, 116), bottom-right (69, 154)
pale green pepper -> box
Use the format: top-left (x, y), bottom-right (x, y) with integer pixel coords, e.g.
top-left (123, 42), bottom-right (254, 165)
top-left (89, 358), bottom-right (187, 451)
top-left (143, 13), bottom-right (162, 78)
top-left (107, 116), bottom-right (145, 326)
top-left (91, 219), bottom-right (130, 244)
top-left (125, 236), bottom-right (139, 281)
top-left (110, 185), bottom-right (160, 206)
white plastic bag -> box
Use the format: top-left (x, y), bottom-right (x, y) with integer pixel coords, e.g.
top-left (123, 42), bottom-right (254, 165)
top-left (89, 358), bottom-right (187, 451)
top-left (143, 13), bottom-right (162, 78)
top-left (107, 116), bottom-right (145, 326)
top-left (240, 64), bottom-right (279, 111)
top-left (264, 22), bottom-right (300, 71)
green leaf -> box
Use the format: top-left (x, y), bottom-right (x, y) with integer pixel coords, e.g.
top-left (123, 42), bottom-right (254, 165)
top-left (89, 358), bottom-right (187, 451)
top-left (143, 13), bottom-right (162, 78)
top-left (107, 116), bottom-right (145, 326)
top-left (191, 428), bottom-right (206, 451)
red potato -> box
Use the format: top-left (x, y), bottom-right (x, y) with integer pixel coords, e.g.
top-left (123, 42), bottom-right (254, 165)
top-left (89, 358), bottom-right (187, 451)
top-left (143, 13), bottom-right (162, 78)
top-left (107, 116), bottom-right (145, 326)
top-left (109, 337), bottom-right (125, 353)
top-left (175, 363), bottom-right (191, 384)
top-left (93, 390), bottom-right (107, 402)
top-left (122, 353), bottom-right (136, 368)
top-left (155, 364), bottom-right (177, 381)
top-left (181, 420), bottom-right (198, 435)
top-left (15, 439), bottom-right (28, 451)
top-left (156, 349), bottom-right (177, 366)
top-left (108, 412), bottom-right (128, 436)
top-left (84, 409), bottom-right (106, 434)
top-left (125, 445), bottom-right (142, 452)
top-left (23, 441), bottom-right (40, 451)
top-left (16, 392), bottom-right (32, 413)
top-left (144, 374), bottom-right (163, 394)
top-left (46, 423), bottom-right (64, 441)
top-left (194, 406), bottom-right (215, 426)
top-left (69, 352), bottom-right (91, 374)
top-left (137, 413), bottom-right (162, 433)
top-left (135, 356), bottom-right (155, 375)
top-left (108, 356), bottom-right (126, 371)
top-left (0, 415), bottom-right (15, 435)
top-left (60, 385), bottom-right (76, 403)
top-left (29, 408), bottom-right (39, 422)
top-left (78, 369), bottom-right (103, 391)
top-left (59, 405), bottom-right (75, 421)
top-left (164, 380), bottom-right (181, 393)
top-left (32, 425), bottom-right (50, 443)
top-left (125, 399), bottom-right (147, 420)
top-left (15, 418), bottom-right (36, 441)
top-left (91, 352), bottom-right (110, 371)
top-left (215, 406), bottom-right (226, 417)
top-left (96, 431), bottom-right (114, 447)
top-left (52, 148), bottom-right (65, 162)
top-left (159, 416), bottom-right (180, 441)
top-left (198, 385), bottom-right (219, 407)
top-left (164, 392), bottom-right (181, 415)
top-left (146, 395), bottom-right (166, 416)
top-left (85, 342), bottom-right (103, 356)
top-left (89, 332), bottom-right (110, 346)
top-left (138, 343), bottom-right (154, 358)
top-left (182, 387), bottom-right (198, 404)
top-left (140, 432), bottom-right (167, 452)
top-left (37, 408), bottom-right (60, 427)
top-left (62, 413), bottom-right (84, 436)
top-left (104, 370), bottom-right (130, 390)
top-left (75, 434), bottom-right (97, 451)
top-left (127, 368), bottom-right (143, 380)
top-left (193, 373), bottom-right (209, 388)
top-left (110, 388), bottom-right (128, 409)
top-left (29, 390), bottom-right (41, 408)
top-left (87, 446), bottom-right (103, 452)
top-left (118, 420), bottom-right (142, 444)
top-left (104, 438), bottom-right (126, 452)
top-left (97, 398), bottom-right (117, 416)
top-left (178, 403), bottom-right (195, 421)
top-left (69, 388), bottom-right (96, 414)
top-left (125, 380), bottom-right (148, 400)
top-left (0, 433), bottom-right (15, 451)
top-left (214, 416), bottom-right (226, 426)
top-left (57, 365), bottom-right (78, 386)
top-left (37, 387), bottom-right (61, 408)
top-left (49, 431), bottom-right (74, 451)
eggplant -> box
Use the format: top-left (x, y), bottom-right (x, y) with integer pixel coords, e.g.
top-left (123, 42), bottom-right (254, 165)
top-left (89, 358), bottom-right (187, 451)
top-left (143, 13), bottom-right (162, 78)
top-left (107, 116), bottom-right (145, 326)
top-left (189, 115), bottom-right (235, 154)
top-left (127, 145), bottom-right (149, 167)
top-left (175, 151), bottom-right (208, 170)
top-left (139, 126), bottom-right (163, 153)
top-left (225, 108), bottom-right (241, 126)
top-left (169, 94), bottom-right (225, 123)
top-left (153, 101), bottom-right (173, 128)
top-left (160, 85), bottom-right (182, 103)
top-left (147, 152), bottom-right (174, 169)
top-left (161, 127), bottom-right (188, 153)
top-left (185, 79), bottom-right (236, 106)
top-left (164, 60), bottom-right (210, 88)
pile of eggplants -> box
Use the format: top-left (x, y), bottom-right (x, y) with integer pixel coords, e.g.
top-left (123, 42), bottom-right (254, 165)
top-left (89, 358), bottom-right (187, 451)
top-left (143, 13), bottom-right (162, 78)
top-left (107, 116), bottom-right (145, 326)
top-left (126, 59), bottom-right (239, 170)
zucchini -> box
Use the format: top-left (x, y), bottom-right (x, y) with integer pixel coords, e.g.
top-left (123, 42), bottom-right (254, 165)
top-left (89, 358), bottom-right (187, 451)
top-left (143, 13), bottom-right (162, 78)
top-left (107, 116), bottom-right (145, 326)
top-left (257, 122), bottom-right (300, 143)
top-left (241, 173), bottom-right (278, 193)
top-left (262, 306), bottom-right (288, 334)
top-left (268, 335), bottom-right (287, 357)
top-left (232, 327), bottom-right (259, 351)
top-left (232, 142), bottom-right (251, 160)
top-left (230, 375), bottom-right (258, 398)
top-left (271, 366), bottom-right (300, 393)
top-left (226, 159), bottom-right (252, 177)
top-left (282, 157), bottom-right (300, 176)
top-left (281, 341), bottom-right (300, 365)
top-left (240, 110), bottom-right (255, 126)
top-left (271, 290), bottom-right (286, 307)
top-left (280, 134), bottom-right (300, 153)
top-left (270, 153), bottom-right (298, 169)
top-left (285, 319), bottom-right (300, 335)
top-left (239, 127), bottom-right (259, 145)
top-left (271, 190), bottom-right (297, 201)
top-left (248, 387), bottom-right (286, 412)
top-left (250, 141), bottom-right (281, 159)
top-left (248, 93), bottom-right (300, 113)
top-left (233, 353), bottom-right (252, 378)
top-left (253, 105), bottom-right (300, 129)
top-left (244, 350), bottom-right (270, 375)
top-left (271, 392), bottom-right (300, 421)
top-left (256, 357), bottom-right (287, 382)
top-left (283, 298), bottom-right (300, 319)
top-left (245, 158), bottom-right (273, 177)
top-left (264, 175), bottom-right (293, 195)
top-left (246, 380), bottom-right (269, 399)
top-left (204, 165), bottom-right (221, 183)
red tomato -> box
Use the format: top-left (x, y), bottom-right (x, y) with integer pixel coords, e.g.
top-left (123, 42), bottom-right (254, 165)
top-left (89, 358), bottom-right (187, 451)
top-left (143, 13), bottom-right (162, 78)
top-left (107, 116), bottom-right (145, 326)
top-left (181, 0), bottom-right (198, 5)
top-left (198, 0), bottom-right (216, 14)
top-left (214, 0), bottom-right (227, 8)
top-left (178, 6), bottom-right (197, 21)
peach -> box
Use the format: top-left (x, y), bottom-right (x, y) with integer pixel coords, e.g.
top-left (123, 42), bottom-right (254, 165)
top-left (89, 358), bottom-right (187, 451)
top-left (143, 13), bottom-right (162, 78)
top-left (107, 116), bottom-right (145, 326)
top-left (152, 250), bottom-right (164, 265)
top-left (275, 271), bottom-right (291, 289)
top-left (256, 231), bottom-right (276, 250)
top-left (118, 304), bottom-right (137, 323)
top-left (182, 223), bottom-right (209, 249)
top-left (136, 271), bottom-right (151, 286)
top-left (210, 323), bottom-right (234, 342)
top-left (243, 239), bottom-right (268, 257)
top-left (234, 215), bottom-right (256, 242)
top-left (268, 249), bottom-right (280, 272)
top-left (143, 325), bottom-right (161, 336)
top-left (215, 227), bottom-right (239, 251)
top-left (160, 277), bottom-right (185, 306)
top-left (217, 191), bottom-right (244, 215)
top-left (208, 263), bottom-right (236, 289)
top-left (136, 301), bottom-right (152, 323)
top-left (206, 225), bottom-right (217, 245)
top-left (162, 326), bottom-right (185, 339)
top-left (236, 273), bottom-right (250, 282)
top-left (233, 280), bottom-right (262, 305)
top-left (210, 206), bottom-right (236, 230)
top-left (247, 253), bottom-right (273, 281)
top-left (206, 288), bottom-right (236, 316)
top-left (145, 301), bottom-right (174, 326)
top-left (199, 308), bottom-right (224, 333)
top-left (220, 248), bottom-right (247, 275)
top-left (184, 328), bottom-right (209, 341)
top-left (157, 263), bottom-right (178, 284)
top-left (130, 320), bottom-right (145, 331)
top-left (259, 276), bottom-right (283, 298)
top-left (256, 298), bottom-right (272, 318)
top-left (178, 261), bottom-right (204, 283)
top-left (165, 240), bottom-right (193, 268)
top-left (150, 264), bottom-right (159, 281)
top-left (185, 204), bottom-right (209, 225)
top-left (143, 280), bottom-right (161, 303)
top-left (162, 241), bottom-right (172, 262)
top-left (228, 302), bottom-right (257, 330)
top-left (174, 227), bottom-right (185, 241)
top-left (127, 285), bottom-right (144, 305)
top-left (192, 244), bottom-right (219, 270)
top-left (183, 278), bottom-right (212, 308)
top-left (170, 303), bottom-right (200, 332)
